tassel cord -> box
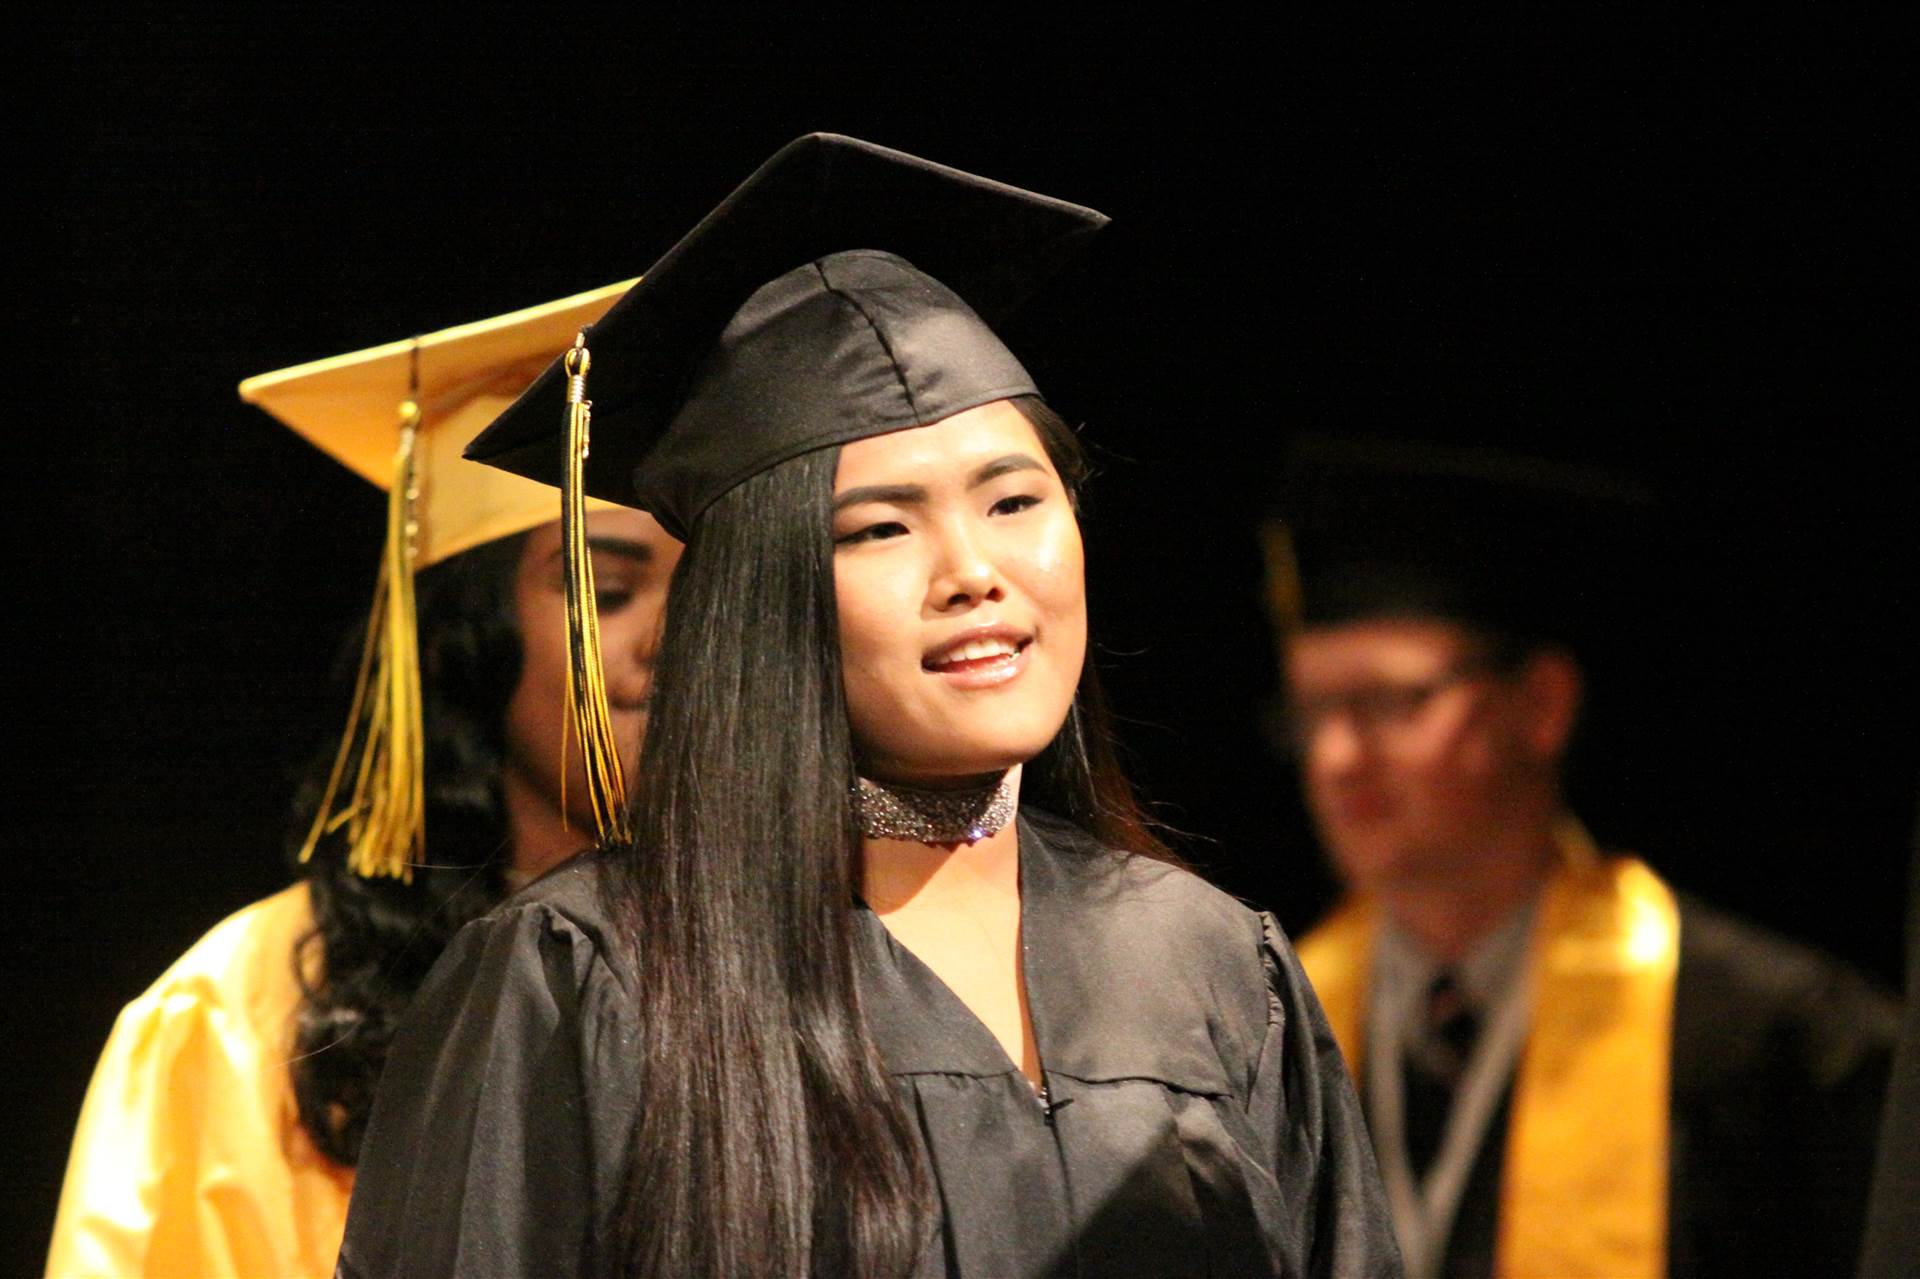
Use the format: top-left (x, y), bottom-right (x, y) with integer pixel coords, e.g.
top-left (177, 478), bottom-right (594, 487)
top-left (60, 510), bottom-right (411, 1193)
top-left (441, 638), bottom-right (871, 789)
top-left (560, 337), bottom-right (633, 842)
top-left (295, 397), bottom-right (427, 881)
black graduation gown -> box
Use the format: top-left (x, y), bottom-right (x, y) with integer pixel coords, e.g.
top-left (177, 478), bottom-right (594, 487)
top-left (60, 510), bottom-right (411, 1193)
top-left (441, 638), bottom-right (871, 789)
top-left (1424, 896), bottom-right (1898, 1279)
top-left (335, 812), bottom-right (1401, 1277)
top-left (1859, 826), bottom-right (1919, 1279)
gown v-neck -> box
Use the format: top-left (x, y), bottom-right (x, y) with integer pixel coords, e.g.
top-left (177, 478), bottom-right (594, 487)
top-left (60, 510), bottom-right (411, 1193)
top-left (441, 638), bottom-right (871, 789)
top-left (858, 837), bottom-right (1047, 1102)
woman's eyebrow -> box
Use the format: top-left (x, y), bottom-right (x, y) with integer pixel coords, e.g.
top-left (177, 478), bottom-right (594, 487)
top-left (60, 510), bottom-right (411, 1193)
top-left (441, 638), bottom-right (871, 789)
top-left (589, 536), bottom-right (657, 562)
top-left (832, 456), bottom-right (1046, 512)
top-left (832, 483), bottom-right (927, 513)
top-left (969, 454), bottom-right (1045, 487)
top-left (545, 536), bottom-right (657, 566)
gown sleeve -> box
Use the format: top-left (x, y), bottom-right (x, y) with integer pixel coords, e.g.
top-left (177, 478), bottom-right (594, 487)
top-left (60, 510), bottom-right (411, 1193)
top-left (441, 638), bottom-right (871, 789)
top-left (1248, 911), bottom-right (1403, 1279)
top-left (46, 991), bottom-right (181, 1278)
top-left (334, 898), bottom-right (632, 1279)
top-left (47, 989), bottom-right (319, 1278)
top-left (45, 890), bottom-right (351, 1279)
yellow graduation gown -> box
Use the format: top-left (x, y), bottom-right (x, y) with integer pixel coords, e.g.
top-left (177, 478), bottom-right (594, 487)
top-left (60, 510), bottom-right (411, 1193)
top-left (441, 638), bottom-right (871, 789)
top-left (45, 884), bottom-right (352, 1279)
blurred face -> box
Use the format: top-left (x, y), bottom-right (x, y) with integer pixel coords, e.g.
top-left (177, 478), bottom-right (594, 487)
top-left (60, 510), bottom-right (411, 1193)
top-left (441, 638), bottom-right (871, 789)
top-left (504, 507), bottom-right (683, 828)
top-left (832, 400), bottom-right (1087, 785)
top-left (1285, 618), bottom-right (1569, 893)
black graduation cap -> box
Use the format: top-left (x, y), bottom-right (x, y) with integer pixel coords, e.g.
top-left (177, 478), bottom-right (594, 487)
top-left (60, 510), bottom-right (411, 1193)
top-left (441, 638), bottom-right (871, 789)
top-left (466, 133), bottom-right (1111, 539)
top-left (1264, 435), bottom-right (1662, 656)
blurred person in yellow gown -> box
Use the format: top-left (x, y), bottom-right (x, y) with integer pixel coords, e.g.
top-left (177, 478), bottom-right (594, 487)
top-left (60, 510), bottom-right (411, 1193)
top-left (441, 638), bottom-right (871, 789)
top-left (44, 282), bottom-right (682, 1279)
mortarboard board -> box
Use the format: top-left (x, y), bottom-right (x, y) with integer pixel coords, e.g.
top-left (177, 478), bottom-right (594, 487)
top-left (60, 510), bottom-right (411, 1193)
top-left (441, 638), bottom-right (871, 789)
top-left (237, 278), bottom-right (634, 878)
top-left (241, 278), bottom-right (635, 567)
top-left (465, 132), bottom-right (1111, 538)
top-left (1263, 435), bottom-right (1660, 657)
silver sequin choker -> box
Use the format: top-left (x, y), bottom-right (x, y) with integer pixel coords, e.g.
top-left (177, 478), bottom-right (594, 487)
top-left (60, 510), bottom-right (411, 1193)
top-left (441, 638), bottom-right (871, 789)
top-left (854, 771), bottom-right (1017, 845)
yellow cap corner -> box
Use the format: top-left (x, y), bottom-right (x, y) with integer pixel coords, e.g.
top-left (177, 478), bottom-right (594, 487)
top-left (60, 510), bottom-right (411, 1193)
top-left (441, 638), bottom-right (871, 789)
top-left (238, 277), bottom-right (637, 565)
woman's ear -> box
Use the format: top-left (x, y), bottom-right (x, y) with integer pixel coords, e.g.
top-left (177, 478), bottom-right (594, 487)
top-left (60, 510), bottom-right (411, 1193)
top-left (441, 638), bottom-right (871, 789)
top-left (1518, 648), bottom-right (1584, 763)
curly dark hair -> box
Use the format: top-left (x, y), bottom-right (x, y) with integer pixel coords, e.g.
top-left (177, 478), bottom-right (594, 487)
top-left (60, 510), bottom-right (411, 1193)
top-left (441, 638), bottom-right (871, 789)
top-left (287, 532), bottom-right (528, 1166)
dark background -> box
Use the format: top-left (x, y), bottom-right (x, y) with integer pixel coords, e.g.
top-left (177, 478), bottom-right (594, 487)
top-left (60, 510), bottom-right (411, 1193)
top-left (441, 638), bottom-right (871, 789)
top-left (11, 11), bottom-right (1913, 1271)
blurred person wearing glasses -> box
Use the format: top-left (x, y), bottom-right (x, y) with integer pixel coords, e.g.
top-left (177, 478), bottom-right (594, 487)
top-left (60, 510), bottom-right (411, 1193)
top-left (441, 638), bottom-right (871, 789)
top-left (1265, 440), bottom-right (1896, 1279)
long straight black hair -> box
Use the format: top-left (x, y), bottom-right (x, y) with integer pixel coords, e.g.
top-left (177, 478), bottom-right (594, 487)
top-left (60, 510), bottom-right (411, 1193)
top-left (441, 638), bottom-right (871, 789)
top-left (607, 398), bottom-right (1167, 1277)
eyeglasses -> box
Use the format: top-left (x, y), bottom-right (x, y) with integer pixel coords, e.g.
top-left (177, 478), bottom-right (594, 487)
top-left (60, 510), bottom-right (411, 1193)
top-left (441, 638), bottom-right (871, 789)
top-left (1283, 661), bottom-right (1499, 754)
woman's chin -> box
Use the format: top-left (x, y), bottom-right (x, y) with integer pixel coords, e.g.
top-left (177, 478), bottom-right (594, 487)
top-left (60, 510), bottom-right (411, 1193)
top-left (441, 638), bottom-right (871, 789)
top-left (862, 746), bottom-right (1039, 789)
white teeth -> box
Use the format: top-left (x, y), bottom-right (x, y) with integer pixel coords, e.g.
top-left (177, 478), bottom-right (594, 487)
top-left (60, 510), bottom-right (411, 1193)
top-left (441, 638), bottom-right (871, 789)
top-left (934, 637), bottom-right (1018, 666)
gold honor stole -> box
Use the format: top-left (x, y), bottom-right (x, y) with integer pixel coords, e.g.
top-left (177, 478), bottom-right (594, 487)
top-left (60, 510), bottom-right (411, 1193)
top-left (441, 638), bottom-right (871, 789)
top-left (1298, 827), bottom-right (1680, 1278)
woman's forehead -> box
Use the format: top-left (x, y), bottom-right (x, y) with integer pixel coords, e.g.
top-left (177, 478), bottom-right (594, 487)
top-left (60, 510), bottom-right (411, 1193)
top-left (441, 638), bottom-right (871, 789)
top-left (832, 401), bottom-right (1050, 490)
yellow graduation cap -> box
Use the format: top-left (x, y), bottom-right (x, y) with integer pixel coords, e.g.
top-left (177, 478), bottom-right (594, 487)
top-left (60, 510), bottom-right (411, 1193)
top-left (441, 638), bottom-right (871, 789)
top-left (239, 277), bottom-right (638, 880)
top-left (241, 278), bottom-right (638, 567)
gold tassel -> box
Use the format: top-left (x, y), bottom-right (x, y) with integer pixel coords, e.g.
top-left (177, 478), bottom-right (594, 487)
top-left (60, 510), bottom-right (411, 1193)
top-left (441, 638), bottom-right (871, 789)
top-left (295, 355), bottom-right (427, 881)
top-left (561, 333), bottom-right (633, 842)
top-left (1257, 518), bottom-right (1305, 636)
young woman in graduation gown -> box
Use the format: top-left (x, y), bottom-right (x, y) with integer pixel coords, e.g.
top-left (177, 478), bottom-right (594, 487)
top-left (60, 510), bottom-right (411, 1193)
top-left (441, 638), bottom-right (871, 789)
top-left (43, 289), bottom-right (682, 1279)
top-left (336, 134), bottom-right (1400, 1279)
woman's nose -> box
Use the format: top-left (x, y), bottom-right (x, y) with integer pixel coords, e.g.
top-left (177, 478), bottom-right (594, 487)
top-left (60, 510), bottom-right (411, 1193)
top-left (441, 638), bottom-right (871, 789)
top-left (610, 611), bottom-right (665, 692)
top-left (926, 524), bottom-right (1003, 611)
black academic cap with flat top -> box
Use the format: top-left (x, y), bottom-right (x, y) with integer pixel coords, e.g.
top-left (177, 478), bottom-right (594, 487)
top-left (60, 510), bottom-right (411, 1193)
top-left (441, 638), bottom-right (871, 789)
top-left (465, 132), bottom-right (1111, 539)
top-left (1262, 435), bottom-right (1663, 657)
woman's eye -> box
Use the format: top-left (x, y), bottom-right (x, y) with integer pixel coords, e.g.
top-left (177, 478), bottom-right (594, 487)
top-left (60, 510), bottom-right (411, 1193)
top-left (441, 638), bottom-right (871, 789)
top-left (834, 521), bottom-right (909, 546)
top-left (594, 588), bottom-right (634, 610)
top-left (990, 493), bottom-right (1041, 516)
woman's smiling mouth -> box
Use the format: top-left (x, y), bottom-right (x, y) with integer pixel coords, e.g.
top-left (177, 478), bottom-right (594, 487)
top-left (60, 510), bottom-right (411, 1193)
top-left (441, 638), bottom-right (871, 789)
top-left (922, 627), bottom-right (1033, 687)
